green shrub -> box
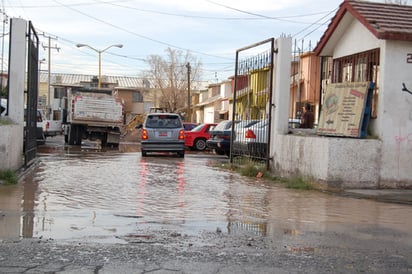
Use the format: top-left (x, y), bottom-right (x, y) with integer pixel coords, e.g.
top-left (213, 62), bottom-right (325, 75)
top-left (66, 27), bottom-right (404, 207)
top-left (0, 169), bottom-right (18, 185)
top-left (280, 177), bottom-right (313, 190)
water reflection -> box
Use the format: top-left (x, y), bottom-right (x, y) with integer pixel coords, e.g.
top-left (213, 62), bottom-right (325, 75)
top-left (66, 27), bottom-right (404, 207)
top-left (0, 149), bottom-right (411, 247)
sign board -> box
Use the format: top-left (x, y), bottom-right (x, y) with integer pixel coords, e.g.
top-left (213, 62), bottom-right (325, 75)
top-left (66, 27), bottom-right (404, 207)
top-left (317, 82), bottom-right (371, 138)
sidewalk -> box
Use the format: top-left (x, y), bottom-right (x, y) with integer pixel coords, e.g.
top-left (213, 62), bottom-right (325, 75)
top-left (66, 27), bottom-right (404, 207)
top-left (342, 189), bottom-right (412, 205)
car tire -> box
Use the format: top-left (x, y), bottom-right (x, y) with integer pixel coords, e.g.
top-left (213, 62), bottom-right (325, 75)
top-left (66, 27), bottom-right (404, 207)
top-left (142, 150), bottom-right (147, 157)
top-left (194, 138), bottom-right (207, 151)
top-left (178, 151), bottom-right (185, 158)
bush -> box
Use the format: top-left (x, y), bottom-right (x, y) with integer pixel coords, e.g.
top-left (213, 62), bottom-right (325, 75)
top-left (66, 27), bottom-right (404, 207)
top-left (279, 177), bottom-right (313, 190)
top-left (0, 169), bottom-right (18, 185)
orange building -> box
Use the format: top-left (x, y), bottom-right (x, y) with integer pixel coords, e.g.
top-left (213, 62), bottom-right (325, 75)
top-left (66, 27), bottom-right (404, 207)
top-left (289, 51), bottom-right (321, 124)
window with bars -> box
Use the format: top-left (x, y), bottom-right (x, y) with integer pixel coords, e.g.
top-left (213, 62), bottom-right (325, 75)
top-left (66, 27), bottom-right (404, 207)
top-left (132, 91), bottom-right (143, 103)
top-left (332, 48), bottom-right (380, 117)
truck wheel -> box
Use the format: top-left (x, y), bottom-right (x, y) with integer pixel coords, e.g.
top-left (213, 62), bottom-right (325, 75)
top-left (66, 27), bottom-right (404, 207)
top-left (178, 151), bottom-right (185, 158)
top-left (141, 150), bottom-right (147, 157)
top-left (68, 126), bottom-right (75, 145)
top-left (194, 138), bottom-right (207, 151)
top-left (76, 127), bottom-right (83, 145)
top-left (101, 133), bottom-right (108, 147)
top-left (68, 125), bottom-right (82, 145)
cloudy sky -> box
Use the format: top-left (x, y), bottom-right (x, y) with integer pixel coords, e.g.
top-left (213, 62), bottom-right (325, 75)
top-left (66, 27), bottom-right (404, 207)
top-left (1, 0), bottom-right (401, 83)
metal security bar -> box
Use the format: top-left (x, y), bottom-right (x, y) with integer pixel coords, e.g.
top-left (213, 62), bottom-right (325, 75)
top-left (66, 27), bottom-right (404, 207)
top-left (332, 48), bottom-right (380, 118)
top-left (24, 21), bottom-right (39, 167)
top-left (230, 38), bottom-right (275, 169)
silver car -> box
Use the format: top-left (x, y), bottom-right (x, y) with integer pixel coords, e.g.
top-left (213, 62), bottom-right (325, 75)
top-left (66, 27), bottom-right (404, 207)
top-left (140, 113), bottom-right (185, 157)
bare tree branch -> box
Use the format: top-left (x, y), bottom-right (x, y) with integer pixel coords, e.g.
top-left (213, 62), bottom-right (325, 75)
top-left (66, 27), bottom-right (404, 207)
top-left (146, 48), bottom-right (202, 113)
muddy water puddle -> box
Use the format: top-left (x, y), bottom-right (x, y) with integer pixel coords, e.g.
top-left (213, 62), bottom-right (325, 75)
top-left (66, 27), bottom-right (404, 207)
top-left (1, 149), bottom-right (412, 246)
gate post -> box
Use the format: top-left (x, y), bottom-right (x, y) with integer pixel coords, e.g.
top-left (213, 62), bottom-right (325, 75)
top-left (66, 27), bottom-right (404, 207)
top-left (270, 37), bottom-right (292, 162)
top-left (8, 18), bottom-right (26, 124)
top-left (6, 18), bottom-right (27, 170)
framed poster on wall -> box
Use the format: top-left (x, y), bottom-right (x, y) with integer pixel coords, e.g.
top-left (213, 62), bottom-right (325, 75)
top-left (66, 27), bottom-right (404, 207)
top-left (317, 82), bottom-right (373, 138)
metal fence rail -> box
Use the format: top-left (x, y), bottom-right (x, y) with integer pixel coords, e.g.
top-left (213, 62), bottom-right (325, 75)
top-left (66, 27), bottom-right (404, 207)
top-left (230, 38), bottom-right (275, 169)
top-left (24, 21), bottom-right (39, 167)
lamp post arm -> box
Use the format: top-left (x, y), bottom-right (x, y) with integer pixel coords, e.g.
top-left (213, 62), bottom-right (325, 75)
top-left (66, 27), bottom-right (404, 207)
top-left (76, 43), bottom-right (123, 89)
top-left (77, 43), bottom-right (99, 53)
top-left (101, 44), bottom-right (123, 53)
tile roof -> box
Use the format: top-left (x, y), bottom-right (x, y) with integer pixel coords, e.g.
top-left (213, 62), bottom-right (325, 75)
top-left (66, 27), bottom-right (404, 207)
top-left (40, 72), bottom-right (152, 88)
top-left (315, 0), bottom-right (412, 55)
top-left (39, 72), bottom-right (210, 90)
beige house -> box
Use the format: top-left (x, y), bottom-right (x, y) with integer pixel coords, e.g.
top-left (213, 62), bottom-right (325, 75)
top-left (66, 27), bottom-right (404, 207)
top-left (194, 80), bottom-right (231, 124)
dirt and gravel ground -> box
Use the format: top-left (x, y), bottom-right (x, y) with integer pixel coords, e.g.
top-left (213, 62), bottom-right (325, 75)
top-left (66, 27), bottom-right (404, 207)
top-left (1, 227), bottom-right (410, 274)
top-left (0, 131), bottom-right (411, 273)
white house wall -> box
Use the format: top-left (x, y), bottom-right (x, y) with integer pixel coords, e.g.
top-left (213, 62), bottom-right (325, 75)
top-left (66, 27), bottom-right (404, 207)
top-left (378, 40), bottom-right (412, 187)
top-left (333, 19), bottom-right (380, 59)
top-left (204, 106), bottom-right (215, 123)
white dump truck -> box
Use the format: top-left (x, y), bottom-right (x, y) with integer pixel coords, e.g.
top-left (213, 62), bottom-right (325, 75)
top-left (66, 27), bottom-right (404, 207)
top-left (63, 88), bottom-right (124, 146)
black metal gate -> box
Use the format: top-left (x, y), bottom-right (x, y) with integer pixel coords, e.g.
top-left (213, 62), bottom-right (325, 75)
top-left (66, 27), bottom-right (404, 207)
top-left (230, 38), bottom-right (275, 169)
top-left (24, 21), bottom-right (39, 167)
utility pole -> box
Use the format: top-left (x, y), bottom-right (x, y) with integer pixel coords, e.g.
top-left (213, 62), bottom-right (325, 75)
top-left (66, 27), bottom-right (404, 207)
top-left (0, 9), bottom-right (8, 94)
top-left (41, 33), bottom-right (60, 118)
top-left (186, 62), bottom-right (191, 122)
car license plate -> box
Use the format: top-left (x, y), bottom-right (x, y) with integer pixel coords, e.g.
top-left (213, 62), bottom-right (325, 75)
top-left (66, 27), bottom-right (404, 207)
top-left (158, 131), bottom-right (169, 137)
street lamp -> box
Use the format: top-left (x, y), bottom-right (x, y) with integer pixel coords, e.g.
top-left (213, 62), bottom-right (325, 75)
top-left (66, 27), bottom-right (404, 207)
top-left (76, 43), bottom-right (123, 89)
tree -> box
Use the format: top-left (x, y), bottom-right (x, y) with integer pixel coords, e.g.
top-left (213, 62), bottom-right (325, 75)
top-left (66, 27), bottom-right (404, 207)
top-left (146, 48), bottom-right (202, 113)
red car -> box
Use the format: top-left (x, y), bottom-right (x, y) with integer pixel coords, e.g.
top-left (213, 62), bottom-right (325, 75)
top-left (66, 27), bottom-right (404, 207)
top-left (185, 123), bottom-right (217, 151)
top-left (183, 122), bottom-right (199, 131)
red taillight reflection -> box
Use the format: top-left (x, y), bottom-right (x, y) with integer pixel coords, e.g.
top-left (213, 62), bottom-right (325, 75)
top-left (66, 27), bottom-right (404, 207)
top-left (142, 129), bottom-right (148, 140)
top-left (178, 129), bottom-right (185, 140)
top-left (245, 129), bottom-right (256, 139)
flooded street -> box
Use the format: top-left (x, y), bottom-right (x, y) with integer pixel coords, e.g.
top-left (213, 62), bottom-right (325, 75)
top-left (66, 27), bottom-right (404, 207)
top-left (0, 137), bottom-right (411, 273)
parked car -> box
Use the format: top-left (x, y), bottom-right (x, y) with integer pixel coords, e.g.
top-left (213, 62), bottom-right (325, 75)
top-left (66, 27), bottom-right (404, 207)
top-left (288, 118), bottom-right (301, 129)
top-left (231, 119), bottom-right (261, 155)
top-left (185, 123), bottom-right (216, 151)
top-left (23, 108), bottom-right (46, 145)
top-left (206, 120), bottom-right (258, 156)
top-left (242, 119), bottom-right (269, 158)
top-left (139, 113), bottom-right (185, 157)
top-left (0, 98), bottom-right (6, 116)
top-left (183, 122), bottom-right (199, 131)
top-left (206, 120), bottom-right (235, 156)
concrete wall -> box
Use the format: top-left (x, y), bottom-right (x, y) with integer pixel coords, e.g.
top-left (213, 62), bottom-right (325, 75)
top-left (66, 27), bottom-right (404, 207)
top-left (272, 134), bottom-right (381, 189)
top-left (378, 40), bottom-right (412, 187)
top-left (0, 124), bottom-right (23, 171)
top-left (0, 18), bottom-right (27, 172)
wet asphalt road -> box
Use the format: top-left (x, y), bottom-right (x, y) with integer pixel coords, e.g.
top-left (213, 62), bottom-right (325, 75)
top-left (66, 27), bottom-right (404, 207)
top-left (0, 136), bottom-right (411, 273)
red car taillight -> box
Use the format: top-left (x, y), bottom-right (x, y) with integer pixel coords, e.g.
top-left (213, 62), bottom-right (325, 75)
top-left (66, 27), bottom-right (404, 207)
top-left (142, 129), bottom-right (148, 140)
top-left (245, 129), bottom-right (256, 139)
top-left (178, 129), bottom-right (185, 140)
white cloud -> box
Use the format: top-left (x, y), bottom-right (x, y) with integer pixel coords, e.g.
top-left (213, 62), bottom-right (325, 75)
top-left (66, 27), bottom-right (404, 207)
top-left (2, 0), bottom-right (349, 81)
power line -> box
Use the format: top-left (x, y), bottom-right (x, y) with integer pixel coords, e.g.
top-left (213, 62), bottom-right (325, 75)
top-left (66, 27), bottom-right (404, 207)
top-left (51, 0), bottom-right (233, 61)
top-left (204, 0), bottom-right (331, 24)
top-left (98, 0), bottom-right (332, 23)
top-left (7, 0), bottom-right (335, 23)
